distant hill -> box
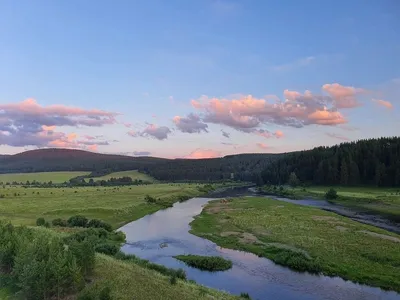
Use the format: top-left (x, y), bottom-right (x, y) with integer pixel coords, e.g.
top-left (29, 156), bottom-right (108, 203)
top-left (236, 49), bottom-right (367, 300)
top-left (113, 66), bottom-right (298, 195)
top-left (0, 148), bottom-right (280, 182)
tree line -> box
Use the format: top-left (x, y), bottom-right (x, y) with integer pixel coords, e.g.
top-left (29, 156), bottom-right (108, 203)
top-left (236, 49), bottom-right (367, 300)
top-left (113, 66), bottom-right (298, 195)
top-left (261, 137), bottom-right (400, 187)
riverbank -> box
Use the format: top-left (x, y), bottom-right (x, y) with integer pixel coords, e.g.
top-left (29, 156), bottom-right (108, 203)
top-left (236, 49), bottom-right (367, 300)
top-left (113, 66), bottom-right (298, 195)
top-left (190, 197), bottom-right (400, 292)
top-left (260, 185), bottom-right (400, 223)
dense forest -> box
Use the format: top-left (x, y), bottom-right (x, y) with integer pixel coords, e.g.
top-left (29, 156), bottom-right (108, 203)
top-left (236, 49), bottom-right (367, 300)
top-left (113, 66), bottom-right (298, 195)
top-left (261, 137), bottom-right (400, 187)
top-left (0, 149), bottom-right (279, 182)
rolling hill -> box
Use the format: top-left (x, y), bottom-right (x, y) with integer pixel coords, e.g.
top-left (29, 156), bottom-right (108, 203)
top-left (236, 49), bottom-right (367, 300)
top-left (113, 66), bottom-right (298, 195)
top-left (0, 149), bottom-right (279, 182)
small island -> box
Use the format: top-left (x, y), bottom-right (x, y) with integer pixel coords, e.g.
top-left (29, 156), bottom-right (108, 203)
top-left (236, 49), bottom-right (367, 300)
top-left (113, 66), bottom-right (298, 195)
top-left (174, 255), bottom-right (233, 271)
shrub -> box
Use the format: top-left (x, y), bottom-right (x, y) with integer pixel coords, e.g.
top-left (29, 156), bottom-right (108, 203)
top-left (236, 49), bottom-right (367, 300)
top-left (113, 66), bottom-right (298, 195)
top-left (169, 275), bottom-right (177, 285)
top-left (240, 292), bottom-right (251, 299)
top-left (109, 231), bottom-right (126, 242)
top-left (36, 217), bottom-right (46, 226)
top-left (145, 194), bottom-right (157, 203)
top-left (68, 215), bottom-right (89, 227)
top-left (99, 286), bottom-right (112, 300)
top-left (52, 218), bottom-right (67, 227)
top-left (94, 243), bottom-right (119, 256)
top-left (325, 188), bottom-right (338, 200)
top-left (87, 219), bottom-right (112, 232)
top-left (174, 255), bottom-right (232, 271)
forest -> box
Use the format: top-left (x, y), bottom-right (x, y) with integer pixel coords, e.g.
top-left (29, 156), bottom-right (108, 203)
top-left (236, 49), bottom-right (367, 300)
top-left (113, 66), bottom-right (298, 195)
top-left (0, 149), bottom-right (279, 182)
top-left (261, 137), bottom-right (400, 187)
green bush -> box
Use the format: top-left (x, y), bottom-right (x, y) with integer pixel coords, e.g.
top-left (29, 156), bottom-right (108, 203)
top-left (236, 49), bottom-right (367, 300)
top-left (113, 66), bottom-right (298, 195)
top-left (240, 292), bottom-right (251, 299)
top-left (169, 275), bottom-right (177, 285)
top-left (52, 218), bottom-right (67, 227)
top-left (325, 188), bottom-right (338, 200)
top-left (87, 219), bottom-right (113, 232)
top-left (174, 255), bottom-right (232, 271)
top-left (68, 215), bottom-right (89, 227)
top-left (145, 194), bottom-right (157, 203)
top-left (94, 243), bottom-right (119, 256)
top-left (36, 217), bottom-right (46, 226)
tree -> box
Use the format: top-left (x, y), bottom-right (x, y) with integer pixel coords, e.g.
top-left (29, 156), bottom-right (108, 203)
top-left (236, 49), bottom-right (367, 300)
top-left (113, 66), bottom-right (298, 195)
top-left (288, 172), bottom-right (300, 187)
top-left (340, 159), bottom-right (348, 185)
top-left (349, 160), bottom-right (360, 185)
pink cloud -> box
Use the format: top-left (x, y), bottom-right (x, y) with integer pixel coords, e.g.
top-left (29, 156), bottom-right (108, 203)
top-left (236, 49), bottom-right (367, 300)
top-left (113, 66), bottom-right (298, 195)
top-left (42, 125), bottom-right (56, 131)
top-left (191, 85), bottom-right (354, 131)
top-left (275, 130), bottom-right (284, 138)
top-left (0, 99), bottom-right (117, 148)
top-left (121, 122), bottom-right (132, 128)
top-left (307, 110), bottom-right (347, 125)
top-left (256, 143), bottom-right (269, 149)
top-left (184, 149), bottom-right (221, 159)
top-left (322, 83), bottom-right (365, 108)
top-left (372, 99), bottom-right (393, 109)
top-left (325, 132), bottom-right (350, 141)
top-left (87, 144), bottom-right (98, 152)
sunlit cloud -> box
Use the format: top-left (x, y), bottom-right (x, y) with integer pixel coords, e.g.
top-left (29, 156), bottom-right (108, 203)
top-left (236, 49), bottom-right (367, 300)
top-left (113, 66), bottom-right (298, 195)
top-left (256, 143), bottom-right (269, 149)
top-left (184, 148), bottom-right (221, 159)
top-left (372, 99), bottom-right (393, 109)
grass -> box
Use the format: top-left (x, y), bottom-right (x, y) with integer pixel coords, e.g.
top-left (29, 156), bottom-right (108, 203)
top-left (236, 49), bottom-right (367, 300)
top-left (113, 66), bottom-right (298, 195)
top-left (190, 197), bottom-right (400, 292)
top-left (0, 171), bottom-right (89, 184)
top-left (91, 170), bottom-right (156, 182)
top-left (0, 183), bottom-right (214, 228)
top-left (85, 254), bottom-right (238, 300)
top-left (174, 255), bottom-right (233, 271)
top-left (294, 186), bottom-right (400, 222)
top-left (261, 185), bottom-right (400, 222)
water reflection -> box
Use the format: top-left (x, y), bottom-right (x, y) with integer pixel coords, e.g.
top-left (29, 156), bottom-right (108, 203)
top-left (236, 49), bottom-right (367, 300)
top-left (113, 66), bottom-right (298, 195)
top-left (119, 196), bottom-right (400, 300)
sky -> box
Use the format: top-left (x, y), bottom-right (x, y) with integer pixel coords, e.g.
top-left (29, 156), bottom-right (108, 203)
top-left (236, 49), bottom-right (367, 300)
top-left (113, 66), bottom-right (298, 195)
top-left (0, 0), bottom-right (399, 159)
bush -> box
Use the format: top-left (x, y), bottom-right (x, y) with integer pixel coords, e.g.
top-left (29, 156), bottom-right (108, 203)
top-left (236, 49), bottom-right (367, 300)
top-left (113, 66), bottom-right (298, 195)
top-left (36, 217), bottom-right (46, 226)
top-left (68, 215), bottom-right (89, 227)
top-left (240, 292), bottom-right (251, 299)
top-left (52, 218), bottom-right (67, 227)
top-left (109, 231), bottom-right (126, 242)
top-left (325, 188), bottom-right (338, 200)
top-left (174, 255), bottom-right (232, 271)
top-left (87, 219), bottom-right (113, 232)
top-left (145, 194), bottom-right (157, 203)
top-left (169, 275), bottom-right (177, 285)
top-left (94, 243), bottom-right (119, 256)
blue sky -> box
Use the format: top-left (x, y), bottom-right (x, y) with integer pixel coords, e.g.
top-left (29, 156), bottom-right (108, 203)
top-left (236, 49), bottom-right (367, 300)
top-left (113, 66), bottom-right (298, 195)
top-left (0, 0), bottom-right (399, 158)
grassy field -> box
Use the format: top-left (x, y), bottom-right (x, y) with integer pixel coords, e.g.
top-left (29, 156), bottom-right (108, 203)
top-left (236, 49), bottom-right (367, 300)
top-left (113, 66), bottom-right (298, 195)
top-left (0, 183), bottom-right (210, 228)
top-left (0, 171), bottom-right (90, 184)
top-left (294, 186), bottom-right (400, 221)
top-left (91, 170), bottom-right (156, 182)
top-left (90, 254), bottom-right (237, 300)
top-left (261, 185), bottom-right (400, 222)
top-left (190, 197), bottom-right (400, 292)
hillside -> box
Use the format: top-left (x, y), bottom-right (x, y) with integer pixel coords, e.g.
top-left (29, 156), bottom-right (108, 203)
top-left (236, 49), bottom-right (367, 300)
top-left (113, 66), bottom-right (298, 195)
top-left (0, 149), bottom-right (279, 182)
top-left (261, 137), bottom-right (400, 187)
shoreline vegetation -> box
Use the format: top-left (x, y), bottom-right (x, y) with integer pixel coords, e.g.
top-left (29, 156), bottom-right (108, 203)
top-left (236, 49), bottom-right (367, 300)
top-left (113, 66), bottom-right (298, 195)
top-left (260, 185), bottom-right (400, 223)
top-left (174, 255), bottom-right (233, 272)
top-left (189, 197), bottom-right (400, 292)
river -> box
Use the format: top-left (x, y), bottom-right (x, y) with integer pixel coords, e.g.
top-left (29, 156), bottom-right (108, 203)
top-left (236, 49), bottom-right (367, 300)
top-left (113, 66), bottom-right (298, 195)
top-left (119, 188), bottom-right (400, 300)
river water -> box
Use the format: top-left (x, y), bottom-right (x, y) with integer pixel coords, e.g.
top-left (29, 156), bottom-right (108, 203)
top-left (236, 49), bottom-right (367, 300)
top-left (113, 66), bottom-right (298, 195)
top-left (119, 188), bottom-right (400, 300)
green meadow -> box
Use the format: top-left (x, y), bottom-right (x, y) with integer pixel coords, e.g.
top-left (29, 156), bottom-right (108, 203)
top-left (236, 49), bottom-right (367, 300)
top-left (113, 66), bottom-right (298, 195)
top-left (90, 170), bottom-right (156, 182)
top-left (0, 171), bottom-right (90, 184)
top-left (0, 183), bottom-right (210, 228)
top-left (190, 197), bottom-right (400, 292)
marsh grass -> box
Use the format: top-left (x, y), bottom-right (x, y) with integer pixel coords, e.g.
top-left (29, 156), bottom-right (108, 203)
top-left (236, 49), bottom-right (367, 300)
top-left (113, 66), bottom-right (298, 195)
top-left (190, 197), bottom-right (400, 292)
top-left (174, 255), bottom-right (233, 271)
